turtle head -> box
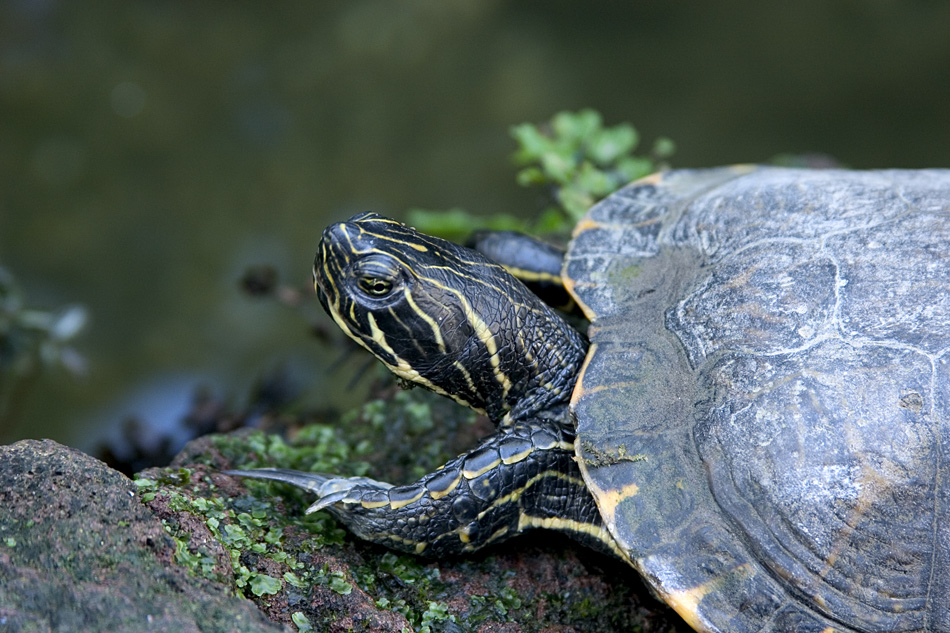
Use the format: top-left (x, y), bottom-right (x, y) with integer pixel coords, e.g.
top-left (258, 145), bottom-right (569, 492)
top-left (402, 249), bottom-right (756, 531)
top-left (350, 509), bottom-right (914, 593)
top-left (314, 212), bottom-right (586, 424)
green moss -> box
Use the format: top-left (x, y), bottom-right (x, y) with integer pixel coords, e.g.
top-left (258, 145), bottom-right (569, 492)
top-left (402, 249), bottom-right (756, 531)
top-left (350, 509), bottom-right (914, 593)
top-left (132, 383), bottom-right (479, 625)
top-left (137, 462), bottom-right (332, 595)
top-left (418, 601), bottom-right (455, 633)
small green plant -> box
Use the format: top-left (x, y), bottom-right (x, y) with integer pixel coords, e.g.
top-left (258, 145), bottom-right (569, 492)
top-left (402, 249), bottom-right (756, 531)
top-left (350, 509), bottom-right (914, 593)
top-left (511, 108), bottom-right (675, 224)
top-left (134, 467), bottom-right (344, 597)
top-left (408, 109), bottom-right (674, 239)
top-left (418, 601), bottom-right (455, 633)
top-left (291, 611), bottom-right (314, 632)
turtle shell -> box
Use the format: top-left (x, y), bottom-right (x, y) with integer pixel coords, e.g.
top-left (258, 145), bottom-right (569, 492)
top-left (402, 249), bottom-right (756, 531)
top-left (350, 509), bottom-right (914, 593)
top-left (565, 166), bottom-right (950, 632)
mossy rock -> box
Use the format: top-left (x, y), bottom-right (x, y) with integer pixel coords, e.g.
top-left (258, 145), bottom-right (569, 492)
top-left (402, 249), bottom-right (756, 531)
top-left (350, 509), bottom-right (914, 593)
top-left (141, 386), bottom-right (685, 633)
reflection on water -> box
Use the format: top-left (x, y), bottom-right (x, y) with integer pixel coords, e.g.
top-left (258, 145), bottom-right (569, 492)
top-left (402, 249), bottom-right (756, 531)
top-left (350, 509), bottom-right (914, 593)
top-left (1, 1), bottom-right (949, 449)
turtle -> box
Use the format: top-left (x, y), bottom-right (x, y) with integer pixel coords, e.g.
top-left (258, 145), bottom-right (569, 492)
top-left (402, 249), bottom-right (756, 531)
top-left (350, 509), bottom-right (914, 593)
top-left (227, 166), bottom-right (950, 632)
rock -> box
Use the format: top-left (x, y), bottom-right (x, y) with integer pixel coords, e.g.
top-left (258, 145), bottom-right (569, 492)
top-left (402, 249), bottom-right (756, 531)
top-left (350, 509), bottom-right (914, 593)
top-left (0, 426), bottom-right (684, 632)
top-left (138, 428), bottom-right (685, 633)
top-left (0, 439), bottom-right (285, 633)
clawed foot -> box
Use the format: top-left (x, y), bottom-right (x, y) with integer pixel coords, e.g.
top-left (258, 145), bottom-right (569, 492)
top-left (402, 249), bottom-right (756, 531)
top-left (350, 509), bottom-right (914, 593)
top-left (223, 468), bottom-right (393, 513)
top-left (223, 423), bottom-right (608, 558)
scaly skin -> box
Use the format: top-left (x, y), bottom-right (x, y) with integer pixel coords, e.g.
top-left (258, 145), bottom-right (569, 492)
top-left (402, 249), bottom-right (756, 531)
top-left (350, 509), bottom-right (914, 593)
top-left (228, 212), bottom-right (626, 560)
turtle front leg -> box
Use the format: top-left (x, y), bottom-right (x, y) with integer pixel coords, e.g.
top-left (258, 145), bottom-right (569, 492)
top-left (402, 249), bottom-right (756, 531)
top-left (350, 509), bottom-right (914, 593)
top-left (227, 423), bottom-right (624, 559)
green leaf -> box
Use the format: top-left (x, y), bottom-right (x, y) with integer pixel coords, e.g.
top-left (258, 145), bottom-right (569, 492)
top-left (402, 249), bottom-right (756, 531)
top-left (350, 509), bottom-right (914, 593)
top-left (557, 185), bottom-right (596, 220)
top-left (552, 109), bottom-right (601, 144)
top-left (328, 571), bottom-right (353, 595)
top-left (510, 123), bottom-right (554, 163)
top-left (249, 573), bottom-right (282, 596)
top-left (508, 109), bottom-right (674, 225)
top-left (405, 208), bottom-right (527, 243)
top-left (283, 571), bottom-right (307, 588)
top-left (403, 109), bottom-right (674, 246)
top-left (616, 156), bottom-right (657, 182)
top-left (588, 124), bottom-right (638, 165)
top-left (575, 162), bottom-right (614, 197)
top-left (291, 612), bottom-right (314, 632)
top-left (652, 136), bottom-right (676, 159)
top-left (540, 151), bottom-right (576, 184)
top-left (514, 166), bottom-right (546, 187)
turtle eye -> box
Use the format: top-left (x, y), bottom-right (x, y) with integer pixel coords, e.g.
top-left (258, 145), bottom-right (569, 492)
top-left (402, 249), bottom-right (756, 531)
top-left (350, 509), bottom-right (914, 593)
top-left (358, 276), bottom-right (394, 297)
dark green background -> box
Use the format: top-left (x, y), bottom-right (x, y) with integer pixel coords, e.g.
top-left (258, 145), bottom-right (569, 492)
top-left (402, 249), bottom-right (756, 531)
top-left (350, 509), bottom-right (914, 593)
top-left (2, 1), bottom-right (948, 449)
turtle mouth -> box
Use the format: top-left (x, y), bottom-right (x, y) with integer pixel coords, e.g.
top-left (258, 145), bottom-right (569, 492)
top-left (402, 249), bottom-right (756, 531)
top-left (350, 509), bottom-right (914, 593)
top-left (313, 217), bottom-right (364, 307)
top-left (312, 224), bottom-right (342, 313)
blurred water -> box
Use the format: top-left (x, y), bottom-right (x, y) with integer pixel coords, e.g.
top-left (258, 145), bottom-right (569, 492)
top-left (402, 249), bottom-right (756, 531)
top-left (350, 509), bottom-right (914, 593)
top-left (1, 1), bottom-right (949, 449)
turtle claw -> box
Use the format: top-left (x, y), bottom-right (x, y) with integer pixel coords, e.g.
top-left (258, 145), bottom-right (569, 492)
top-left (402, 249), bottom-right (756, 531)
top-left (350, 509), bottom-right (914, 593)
top-left (303, 476), bottom-right (394, 514)
top-left (305, 491), bottom-right (348, 514)
top-left (224, 468), bottom-right (393, 513)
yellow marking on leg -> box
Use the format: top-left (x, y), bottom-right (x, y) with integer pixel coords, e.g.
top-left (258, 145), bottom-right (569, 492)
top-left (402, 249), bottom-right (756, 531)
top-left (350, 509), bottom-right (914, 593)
top-left (661, 564), bottom-right (754, 633)
top-left (360, 498), bottom-right (390, 510)
top-left (527, 431), bottom-right (573, 452)
top-left (414, 542), bottom-right (427, 554)
top-left (428, 473), bottom-right (461, 500)
top-left (384, 533), bottom-right (428, 551)
top-left (517, 514), bottom-right (627, 560)
top-left (501, 446), bottom-right (532, 465)
top-left (389, 488), bottom-right (425, 510)
top-left (463, 457), bottom-right (501, 479)
top-left (478, 471), bottom-right (583, 520)
top-left (484, 526), bottom-right (509, 545)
